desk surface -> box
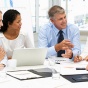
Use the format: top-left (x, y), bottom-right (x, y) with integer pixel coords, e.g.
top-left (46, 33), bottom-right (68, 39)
top-left (0, 59), bottom-right (88, 88)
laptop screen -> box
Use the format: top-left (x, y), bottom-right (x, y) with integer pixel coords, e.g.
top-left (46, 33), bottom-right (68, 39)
top-left (12, 48), bottom-right (47, 66)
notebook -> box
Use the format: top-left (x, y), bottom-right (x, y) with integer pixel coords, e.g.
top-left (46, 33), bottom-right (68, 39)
top-left (12, 48), bottom-right (47, 66)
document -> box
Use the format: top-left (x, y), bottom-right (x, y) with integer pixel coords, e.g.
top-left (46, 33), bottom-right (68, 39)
top-left (60, 62), bottom-right (88, 75)
top-left (6, 70), bottom-right (42, 80)
top-left (54, 57), bottom-right (72, 64)
top-left (6, 68), bottom-right (52, 80)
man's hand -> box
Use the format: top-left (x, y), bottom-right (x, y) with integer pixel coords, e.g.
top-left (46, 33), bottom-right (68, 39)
top-left (74, 56), bottom-right (82, 62)
top-left (0, 46), bottom-right (5, 61)
top-left (55, 39), bottom-right (74, 52)
top-left (62, 49), bottom-right (73, 59)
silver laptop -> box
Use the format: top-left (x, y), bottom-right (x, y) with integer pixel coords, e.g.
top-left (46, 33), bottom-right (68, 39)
top-left (12, 48), bottom-right (47, 66)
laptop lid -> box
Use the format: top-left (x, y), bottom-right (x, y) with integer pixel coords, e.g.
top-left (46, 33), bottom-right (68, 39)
top-left (12, 48), bottom-right (47, 66)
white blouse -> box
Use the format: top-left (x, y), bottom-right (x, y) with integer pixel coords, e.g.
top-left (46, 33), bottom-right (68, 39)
top-left (0, 31), bottom-right (34, 58)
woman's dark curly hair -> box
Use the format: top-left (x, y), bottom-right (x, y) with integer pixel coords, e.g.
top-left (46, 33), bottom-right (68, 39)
top-left (0, 9), bottom-right (20, 33)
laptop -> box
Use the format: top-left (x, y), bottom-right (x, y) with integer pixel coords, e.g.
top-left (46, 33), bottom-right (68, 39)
top-left (12, 48), bottom-right (47, 66)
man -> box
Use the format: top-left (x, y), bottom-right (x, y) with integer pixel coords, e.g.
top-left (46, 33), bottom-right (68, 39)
top-left (38, 5), bottom-right (81, 60)
top-left (0, 10), bottom-right (7, 69)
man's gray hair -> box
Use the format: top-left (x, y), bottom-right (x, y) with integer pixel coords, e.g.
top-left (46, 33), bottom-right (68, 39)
top-left (48, 5), bottom-right (65, 18)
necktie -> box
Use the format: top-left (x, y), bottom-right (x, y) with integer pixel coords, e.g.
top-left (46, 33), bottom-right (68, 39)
top-left (57, 30), bottom-right (65, 57)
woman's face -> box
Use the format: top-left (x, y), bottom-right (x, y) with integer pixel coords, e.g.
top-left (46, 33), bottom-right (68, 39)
top-left (8, 14), bottom-right (22, 31)
top-left (0, 12), bottom-right (3, 29)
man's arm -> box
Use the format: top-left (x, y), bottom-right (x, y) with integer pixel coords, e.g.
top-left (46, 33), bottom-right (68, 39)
top-left (68, 25), bottom-right (81, 60)
top-left (38, 27), bottom-right (57, 58)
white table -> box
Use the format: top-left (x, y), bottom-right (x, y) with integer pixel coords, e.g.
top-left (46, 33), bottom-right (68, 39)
top-left (0, 59), bottom-right (88, 88)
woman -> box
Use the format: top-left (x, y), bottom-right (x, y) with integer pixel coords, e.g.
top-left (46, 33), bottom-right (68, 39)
top-left (0, 10), bottom-right (7, 69)
top-left (0, 9), bottom-right (34, 59)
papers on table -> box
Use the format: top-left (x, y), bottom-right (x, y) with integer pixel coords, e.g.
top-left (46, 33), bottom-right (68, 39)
top-left (60, 60), bottom-right (88, 75)
top-left (6, 70), bottom-right (42, 80)
top-left (6, 68), bottom-right (52, 80)
top-left (55, 57), bottom-right (72, 64)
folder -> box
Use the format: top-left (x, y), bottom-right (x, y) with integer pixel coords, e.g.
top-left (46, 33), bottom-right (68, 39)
top-left (29, 68), bottom-right (52, 78)
top-left (6, 68), bottom-right (52, 80)
top-left (61, 74), bottom-right (88, 83)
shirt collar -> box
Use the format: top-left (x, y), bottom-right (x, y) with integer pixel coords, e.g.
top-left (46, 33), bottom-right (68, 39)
top-left (51, 22), bottom-right (67, 36)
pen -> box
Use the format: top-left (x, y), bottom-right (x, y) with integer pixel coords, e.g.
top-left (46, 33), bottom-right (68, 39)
top-left (77, 51), bottom-right (80, 58)
top-left (76, 68), bottom-right (85, 70)
top-left (76, 51), bottom-right (80, 61)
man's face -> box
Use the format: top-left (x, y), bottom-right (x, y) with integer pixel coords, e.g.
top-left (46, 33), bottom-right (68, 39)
top-left (50, 13), bottom-right (67, 30)
top-left (0, 13), bottom-right (3, 29)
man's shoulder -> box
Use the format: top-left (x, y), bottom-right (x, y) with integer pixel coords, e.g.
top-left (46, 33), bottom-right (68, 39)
top-left (41, 22), bottom-right (53, 30)
top-left (39, 22), bottom-right (53, 33)
top-left (67, 23), bottom-right (79, 30)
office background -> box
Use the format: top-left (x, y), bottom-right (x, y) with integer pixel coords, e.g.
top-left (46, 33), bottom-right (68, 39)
top-left (0, 0), bottom-right (87, 50)
top-left (33, 0), bottom-right (87, 51)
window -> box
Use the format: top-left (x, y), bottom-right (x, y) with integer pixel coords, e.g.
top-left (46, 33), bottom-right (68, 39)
top-left (30, 0), bottom-right (88, 32)
top-left (39, 0), bottom-right (49, 31)
top-left (30, 0), bottom-right (49, 33)
top-left (61, 0), bottom-right (88, 31)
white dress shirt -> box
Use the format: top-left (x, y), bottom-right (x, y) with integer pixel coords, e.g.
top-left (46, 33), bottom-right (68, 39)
top-left (38, 22), bottom-right (81, 59)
